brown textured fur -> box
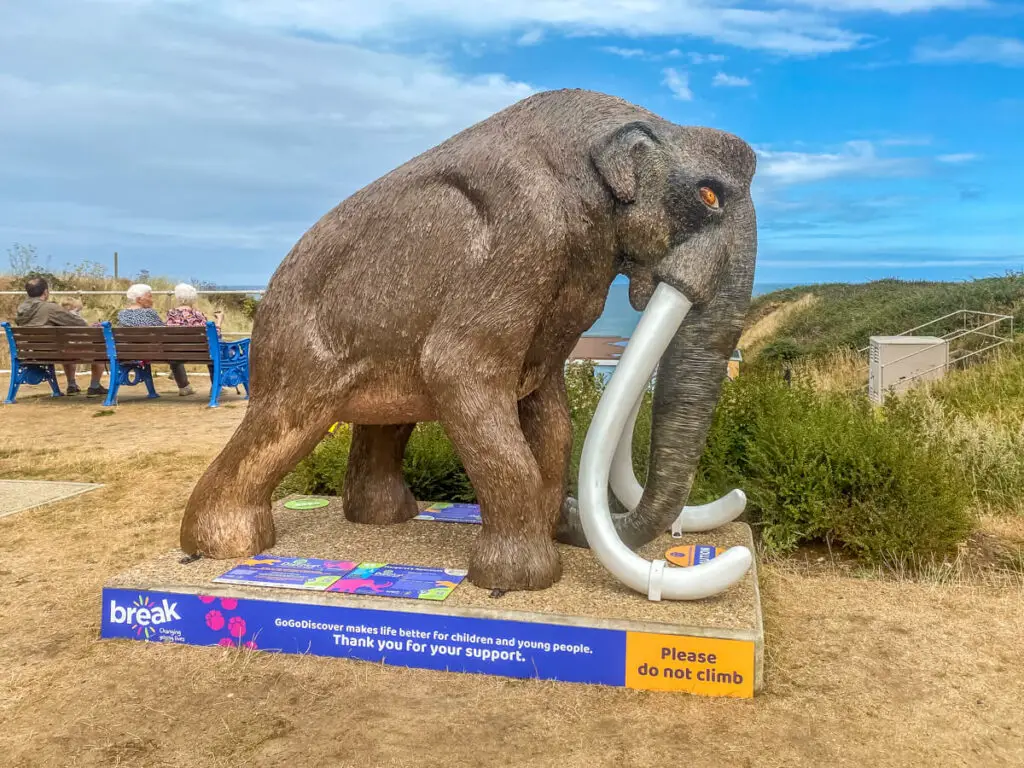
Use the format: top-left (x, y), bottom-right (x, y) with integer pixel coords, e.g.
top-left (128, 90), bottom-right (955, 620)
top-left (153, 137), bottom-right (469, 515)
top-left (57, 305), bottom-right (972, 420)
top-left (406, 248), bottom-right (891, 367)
top-left (179, 88), bottom-right (757, 591)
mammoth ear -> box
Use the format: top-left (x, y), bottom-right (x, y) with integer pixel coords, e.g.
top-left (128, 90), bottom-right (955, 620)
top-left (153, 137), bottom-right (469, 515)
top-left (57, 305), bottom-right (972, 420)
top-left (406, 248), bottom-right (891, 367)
top-left (591, 121), bottom-right (661, 204)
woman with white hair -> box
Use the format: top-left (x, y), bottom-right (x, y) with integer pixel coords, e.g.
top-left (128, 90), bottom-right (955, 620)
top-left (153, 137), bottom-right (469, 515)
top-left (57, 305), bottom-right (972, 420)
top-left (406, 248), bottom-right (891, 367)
top-left (116, 283), bottom-right (195, 396)
top-left (116, 283), bottom-right (163, 327)
top-left (166, 283), bottom-right (222, 330)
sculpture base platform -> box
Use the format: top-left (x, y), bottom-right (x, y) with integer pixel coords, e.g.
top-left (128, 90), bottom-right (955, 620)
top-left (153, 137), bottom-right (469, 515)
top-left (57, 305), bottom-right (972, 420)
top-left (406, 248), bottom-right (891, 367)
top-left (101, 497), bottom-right (764, 698)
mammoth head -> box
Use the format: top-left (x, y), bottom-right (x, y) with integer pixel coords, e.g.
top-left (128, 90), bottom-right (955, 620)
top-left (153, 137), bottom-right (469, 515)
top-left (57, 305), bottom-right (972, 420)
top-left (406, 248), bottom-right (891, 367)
top-left (561, 117), bottom-right (760, 601)
top-left (591, 120), bottom-right (758, 311)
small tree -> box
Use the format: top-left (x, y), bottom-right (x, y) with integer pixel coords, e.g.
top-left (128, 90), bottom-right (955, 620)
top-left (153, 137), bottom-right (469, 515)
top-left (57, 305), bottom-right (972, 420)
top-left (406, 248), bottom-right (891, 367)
top-left (8, 243), bottom-right (40, 276)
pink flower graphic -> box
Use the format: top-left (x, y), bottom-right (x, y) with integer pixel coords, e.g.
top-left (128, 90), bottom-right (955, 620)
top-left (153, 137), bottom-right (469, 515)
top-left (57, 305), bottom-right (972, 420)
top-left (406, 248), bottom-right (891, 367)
top-left (198, 595), bottom-right (216, 604)
top-left (217, 638), bottom-right (235, 647)
top-left (243, 640), bottom-right (258, 650)
top-left (205, 610), bottom-right (225, 631)
top-left (220, 598), bottom-right (238, 610)
top-left (228, 616), bottom-right (247, 638)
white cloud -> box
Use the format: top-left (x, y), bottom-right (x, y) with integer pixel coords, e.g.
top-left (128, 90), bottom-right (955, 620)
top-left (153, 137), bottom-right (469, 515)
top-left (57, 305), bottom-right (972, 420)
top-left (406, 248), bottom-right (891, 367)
top-left (600, 46), bottom-right (648, 58)
top-left (914, 36), bottom-right (1024, 66)
top-left (755, 141), bottom-right (918, 185)
top-left (517, 29), bottom-right (544, 45)
top-left (937, 153), bottom-right (979, 163)
top-left (662, 68), bottom-right (694, 101)
top-left (880, 136), bottom-right (932, 146)
top-left (688, 52), bottom-right (728, 64)
top-left (0, 0), bottom-right (535, 277)
top-left (152, 0), bottom-right (869, 56)
top-left (712, 71), bottom-right (752, 87)
top-left (787, 0), bottom-right (987, 12)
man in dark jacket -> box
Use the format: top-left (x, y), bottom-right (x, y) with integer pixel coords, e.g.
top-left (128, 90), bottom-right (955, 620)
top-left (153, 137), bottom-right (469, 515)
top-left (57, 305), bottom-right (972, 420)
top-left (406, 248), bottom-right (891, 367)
top-left (15, 277), bottom-right (107, 395)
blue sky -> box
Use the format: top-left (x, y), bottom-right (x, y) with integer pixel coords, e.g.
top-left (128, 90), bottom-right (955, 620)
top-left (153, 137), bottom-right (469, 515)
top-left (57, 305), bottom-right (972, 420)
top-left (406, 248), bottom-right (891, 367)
top-left (1, 0), bottom-right (1021, 288)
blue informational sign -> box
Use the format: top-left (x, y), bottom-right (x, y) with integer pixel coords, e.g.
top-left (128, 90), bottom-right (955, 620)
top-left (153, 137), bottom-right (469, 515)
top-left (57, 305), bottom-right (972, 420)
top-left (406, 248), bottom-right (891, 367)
top-left (212, 556), bottom-right (357, 591)
top-left (414, 503), bottom-right (482, 524)
top-left (327, 563), bottom-right (468, 600)
top-left (101, 588), bottom-right (627, 686)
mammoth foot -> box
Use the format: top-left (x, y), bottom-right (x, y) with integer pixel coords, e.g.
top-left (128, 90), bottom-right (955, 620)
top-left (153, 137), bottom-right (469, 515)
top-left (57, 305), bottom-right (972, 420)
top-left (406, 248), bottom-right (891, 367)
top-left (180, 502), bottom-right (276, 559)
top-left (468, 530), bottom-right (562, 591)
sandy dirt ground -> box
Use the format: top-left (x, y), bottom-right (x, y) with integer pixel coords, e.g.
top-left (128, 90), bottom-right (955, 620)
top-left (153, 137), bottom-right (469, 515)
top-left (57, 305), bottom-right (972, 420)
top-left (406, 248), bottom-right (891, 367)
top-left (1, 372), bottom-right (1022, 767)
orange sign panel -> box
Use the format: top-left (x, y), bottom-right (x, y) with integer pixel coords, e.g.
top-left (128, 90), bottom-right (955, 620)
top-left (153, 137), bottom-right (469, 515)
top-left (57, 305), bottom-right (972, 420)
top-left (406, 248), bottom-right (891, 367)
top-left (625, 632), bottom-right (755, 698)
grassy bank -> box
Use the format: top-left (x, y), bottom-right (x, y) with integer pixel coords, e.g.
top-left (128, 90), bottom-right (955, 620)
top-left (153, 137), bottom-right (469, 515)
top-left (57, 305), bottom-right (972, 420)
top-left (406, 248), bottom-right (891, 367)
top-left (743, 273), bottom-right (1024, 359)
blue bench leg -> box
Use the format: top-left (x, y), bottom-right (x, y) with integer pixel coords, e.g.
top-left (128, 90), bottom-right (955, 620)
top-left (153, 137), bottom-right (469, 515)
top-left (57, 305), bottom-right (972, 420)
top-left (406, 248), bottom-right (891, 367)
top-left (208, 368), bottom-right (221, 408)
top-left (45, 365), bottom-right (62, 398)
top-left (143, 365), bottom-right (159, 398)
top-left (4, 370), bottom-right (20, 404)
top-left (104, 366), bottom-right (123, 406)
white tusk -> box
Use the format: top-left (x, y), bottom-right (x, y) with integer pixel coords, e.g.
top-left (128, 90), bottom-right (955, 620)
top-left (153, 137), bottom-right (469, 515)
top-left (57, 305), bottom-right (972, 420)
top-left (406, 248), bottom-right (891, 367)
top-left (578, 281), bottom-right (752, 601)
top-left (610, 395), bottom-right (747, 535)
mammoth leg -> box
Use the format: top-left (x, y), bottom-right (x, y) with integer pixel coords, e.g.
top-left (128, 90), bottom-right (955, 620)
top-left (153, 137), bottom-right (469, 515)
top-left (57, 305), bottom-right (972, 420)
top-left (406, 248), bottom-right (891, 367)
top-left (180, 400), bottom-right (332, 558)
top-left (519, 367), bottom-right (573, 542)
top-left (343, 423), bottom-right (419, 525)
top-left (428, 375), bottom-right (560, 591)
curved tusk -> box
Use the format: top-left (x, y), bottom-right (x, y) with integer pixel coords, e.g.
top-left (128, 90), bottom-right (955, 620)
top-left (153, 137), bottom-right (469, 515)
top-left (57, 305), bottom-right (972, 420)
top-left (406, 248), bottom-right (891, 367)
top-left (610, 395), bottom-right (747, 535)
top-left (578, 281), bottom-right (752, 601)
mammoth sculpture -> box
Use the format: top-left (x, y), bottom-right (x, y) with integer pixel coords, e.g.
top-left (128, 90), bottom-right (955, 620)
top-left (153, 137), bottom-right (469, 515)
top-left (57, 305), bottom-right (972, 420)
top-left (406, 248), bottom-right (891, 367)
top-left (180, 88), bottom-right (758, 600)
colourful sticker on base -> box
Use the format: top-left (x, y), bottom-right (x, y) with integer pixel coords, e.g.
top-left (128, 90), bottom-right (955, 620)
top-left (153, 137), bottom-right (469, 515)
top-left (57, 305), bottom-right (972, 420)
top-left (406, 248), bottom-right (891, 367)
top-left (284, 497), bottom-right (330, 510)
top-left (665, 544), bottom-right (725, 568)
top-left (212, 555), bottom-right (357, 591)
top-left (414, 502), bottom-right (483, 524)
top-left (327, 563), bottom-right (468, 600)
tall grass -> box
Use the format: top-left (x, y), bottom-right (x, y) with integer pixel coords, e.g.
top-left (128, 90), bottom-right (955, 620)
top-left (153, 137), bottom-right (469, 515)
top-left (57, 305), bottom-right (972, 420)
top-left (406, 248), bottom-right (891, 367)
top-left (747, 273), bottom-right (1024, 358)
top-left (1, 251), bottom-right (257, 369)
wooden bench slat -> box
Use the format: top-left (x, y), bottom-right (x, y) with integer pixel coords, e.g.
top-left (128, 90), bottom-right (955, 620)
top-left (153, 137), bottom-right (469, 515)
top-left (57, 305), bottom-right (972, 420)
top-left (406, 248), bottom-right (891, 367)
top-left (19, 355), bottom-right (110, 363)
top-left (15, 345), bottom-right (108, 354)
top-left (113, 344), bottom-right (210, 353)
top-left (112, 328), bottom-right (208, 337)
top-left (12, 328), bottom-right (105, 338)
top-left (114, 352), bottom-right (212, 361)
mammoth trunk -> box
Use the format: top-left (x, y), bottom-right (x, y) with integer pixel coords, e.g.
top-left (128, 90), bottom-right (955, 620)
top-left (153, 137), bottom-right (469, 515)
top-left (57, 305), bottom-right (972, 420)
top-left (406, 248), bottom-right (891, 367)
top-left (616, 306), bottom-right (733, 548)
top-left (621, 245), bottom-right (755, 548)
top-left (557, 250), bottom-right (754, 551)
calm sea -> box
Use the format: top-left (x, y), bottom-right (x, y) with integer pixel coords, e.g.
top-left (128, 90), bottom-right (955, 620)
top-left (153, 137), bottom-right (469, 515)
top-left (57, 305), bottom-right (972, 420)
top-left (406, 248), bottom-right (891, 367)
top-left (220, 281), bottom-right (794, 339)
top-left (585, 281), bottom-right (794, 337)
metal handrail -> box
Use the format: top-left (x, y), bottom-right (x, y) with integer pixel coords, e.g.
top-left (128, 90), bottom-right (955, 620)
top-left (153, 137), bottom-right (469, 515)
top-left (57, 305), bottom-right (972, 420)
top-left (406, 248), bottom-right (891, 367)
top-left (858, 309), bottom-right (1014, 352)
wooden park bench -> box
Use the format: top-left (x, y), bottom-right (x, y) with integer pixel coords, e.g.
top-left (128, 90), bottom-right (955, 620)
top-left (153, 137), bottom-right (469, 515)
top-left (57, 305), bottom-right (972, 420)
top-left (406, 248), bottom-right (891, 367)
top-left (3, 321), bottom-right (250, 408)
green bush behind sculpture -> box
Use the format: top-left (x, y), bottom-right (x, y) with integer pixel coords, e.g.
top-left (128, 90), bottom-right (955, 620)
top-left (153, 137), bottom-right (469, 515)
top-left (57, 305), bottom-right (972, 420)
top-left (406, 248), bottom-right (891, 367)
top-left (278, 362), bottom-right (973, 565)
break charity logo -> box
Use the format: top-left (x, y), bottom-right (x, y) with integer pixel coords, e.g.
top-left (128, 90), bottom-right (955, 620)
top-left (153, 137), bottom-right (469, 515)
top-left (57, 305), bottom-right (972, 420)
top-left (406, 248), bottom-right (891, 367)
top-left (109, 594), bottom-right (181, 639)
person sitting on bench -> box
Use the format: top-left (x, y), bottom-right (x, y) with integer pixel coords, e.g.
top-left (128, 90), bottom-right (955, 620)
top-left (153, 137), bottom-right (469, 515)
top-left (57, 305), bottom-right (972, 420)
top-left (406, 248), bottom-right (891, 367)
top-left (15, 277), bottom-right (107, 396)
top-left (116, 283), bottom-right (194, 397)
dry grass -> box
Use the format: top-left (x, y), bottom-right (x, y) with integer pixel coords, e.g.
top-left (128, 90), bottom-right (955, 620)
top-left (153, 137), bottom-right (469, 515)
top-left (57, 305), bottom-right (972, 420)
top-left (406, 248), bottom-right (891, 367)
top-left (739, 292), bottom-right (819, 355)
top-left (791, 347), bottom-right (868, 394)
top-left (1, 376), bottom-right (1023, 767)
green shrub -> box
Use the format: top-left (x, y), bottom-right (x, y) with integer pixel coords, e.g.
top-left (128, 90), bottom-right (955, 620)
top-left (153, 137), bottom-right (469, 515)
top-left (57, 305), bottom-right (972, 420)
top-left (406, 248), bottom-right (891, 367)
top-left (273, 422), bottom-right (475, 503)
top-left (692, 372), bottom-right (973, 563)
top-left (279, 363), bottom-right (974, 566)
top-left (759, 337), bottom-right (805, 364)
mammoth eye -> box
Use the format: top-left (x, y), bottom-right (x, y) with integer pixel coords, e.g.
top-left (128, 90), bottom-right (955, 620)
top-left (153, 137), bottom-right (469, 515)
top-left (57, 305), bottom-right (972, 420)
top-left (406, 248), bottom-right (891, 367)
top-left (699, 186), bottom-right (720, 209)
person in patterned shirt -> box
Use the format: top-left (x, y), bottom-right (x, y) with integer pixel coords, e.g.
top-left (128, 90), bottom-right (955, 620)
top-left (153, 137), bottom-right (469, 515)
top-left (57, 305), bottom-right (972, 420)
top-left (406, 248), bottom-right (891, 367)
top-left (166, 283), bottom-right (224, 395)
top-left (117, 283), bottom-right (204, 396)
top-left (166, 283), bottom-right (223, 330)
